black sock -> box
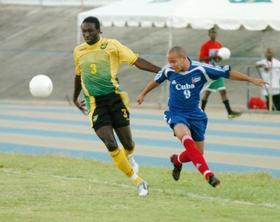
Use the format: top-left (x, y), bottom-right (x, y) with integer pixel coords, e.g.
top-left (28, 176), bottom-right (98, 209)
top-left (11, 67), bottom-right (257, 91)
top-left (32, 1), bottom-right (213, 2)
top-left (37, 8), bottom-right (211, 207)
top-left (201, 100), bottom-right (207, 111)
top-left (223, 99), bottom-right (232, 114)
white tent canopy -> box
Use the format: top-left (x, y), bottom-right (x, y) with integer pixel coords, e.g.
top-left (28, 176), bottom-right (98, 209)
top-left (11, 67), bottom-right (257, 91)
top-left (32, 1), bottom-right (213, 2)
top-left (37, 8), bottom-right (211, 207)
top-left (78, 0), bottom-right (280, 31)
top-left (77, 0), bottom-right (280, 108)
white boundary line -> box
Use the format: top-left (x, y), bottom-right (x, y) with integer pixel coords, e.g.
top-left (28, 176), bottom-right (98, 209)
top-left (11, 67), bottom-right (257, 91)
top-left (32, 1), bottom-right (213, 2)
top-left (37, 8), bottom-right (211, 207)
top-left (3, 168), bottom-right (279, 209)
top-left (57, 175), bottom-right (280, 209)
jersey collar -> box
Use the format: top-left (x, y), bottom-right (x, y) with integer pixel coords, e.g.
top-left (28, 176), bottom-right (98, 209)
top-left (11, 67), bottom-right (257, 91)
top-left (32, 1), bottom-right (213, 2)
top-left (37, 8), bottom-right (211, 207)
top-left (85, 37), bottom-right (102, 48)
top-left (187, 57), bottom-right (192, 70)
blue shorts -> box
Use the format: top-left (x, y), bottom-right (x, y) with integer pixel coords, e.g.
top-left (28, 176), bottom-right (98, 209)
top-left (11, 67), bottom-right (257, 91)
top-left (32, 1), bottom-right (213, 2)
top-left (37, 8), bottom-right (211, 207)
top-left (164, 110), bottom-right (208, 141)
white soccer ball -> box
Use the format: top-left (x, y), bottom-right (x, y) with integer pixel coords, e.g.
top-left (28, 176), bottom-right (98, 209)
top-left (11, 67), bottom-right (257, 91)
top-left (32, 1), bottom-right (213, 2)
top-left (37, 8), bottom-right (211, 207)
top-left (29, 74), bottom-right (53, 97)
top-left (217, 47), bottom-right (231, 60)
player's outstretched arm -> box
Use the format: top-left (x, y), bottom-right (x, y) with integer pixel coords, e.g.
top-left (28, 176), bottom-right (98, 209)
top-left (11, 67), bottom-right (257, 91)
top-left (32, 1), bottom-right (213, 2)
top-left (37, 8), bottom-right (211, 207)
top-left (137, 80), bottom-right (160, 105)
top-left (134, 57), bottom-right (161, 73)
top-left (229, 70), bottom-right (268, 87)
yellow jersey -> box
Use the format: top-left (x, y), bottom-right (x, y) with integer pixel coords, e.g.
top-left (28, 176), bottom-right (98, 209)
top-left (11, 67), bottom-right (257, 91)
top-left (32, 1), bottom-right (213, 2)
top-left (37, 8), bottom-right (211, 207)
top-left (73, 37), bottom-right (138, 97)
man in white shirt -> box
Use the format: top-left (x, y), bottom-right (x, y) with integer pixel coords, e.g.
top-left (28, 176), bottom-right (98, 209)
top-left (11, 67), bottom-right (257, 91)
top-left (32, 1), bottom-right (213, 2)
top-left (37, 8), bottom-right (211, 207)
top-left (256, 48), bottom-right (280, 111)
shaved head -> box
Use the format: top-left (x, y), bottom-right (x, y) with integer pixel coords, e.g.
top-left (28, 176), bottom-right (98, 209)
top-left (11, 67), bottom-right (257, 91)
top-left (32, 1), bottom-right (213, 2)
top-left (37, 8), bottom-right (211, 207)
top-left (167, 46), bottom-right (189, 72)
top-left (168, 46), bottom-right (187, 58)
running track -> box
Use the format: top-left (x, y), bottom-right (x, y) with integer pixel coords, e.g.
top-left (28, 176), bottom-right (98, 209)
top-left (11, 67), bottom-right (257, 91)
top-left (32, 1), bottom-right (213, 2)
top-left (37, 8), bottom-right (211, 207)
top-left (0, 101), bottom-right (280, 178)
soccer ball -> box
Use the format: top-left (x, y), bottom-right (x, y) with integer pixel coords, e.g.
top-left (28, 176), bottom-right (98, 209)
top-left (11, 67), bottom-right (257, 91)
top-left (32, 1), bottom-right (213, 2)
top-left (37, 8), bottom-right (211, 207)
top-left (29, 74), bottom-right (53, 97)
top-left (217, 47), bottom-right (231, 60)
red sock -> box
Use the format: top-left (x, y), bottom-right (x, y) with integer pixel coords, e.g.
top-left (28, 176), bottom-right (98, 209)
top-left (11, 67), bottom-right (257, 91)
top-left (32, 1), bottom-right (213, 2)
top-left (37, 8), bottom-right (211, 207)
top-left (181, 135), bottom-right (213, 180)
top-left (177, 151), bottom-right (191, 164)
top-left (172, 151), bottom-right (190, 166)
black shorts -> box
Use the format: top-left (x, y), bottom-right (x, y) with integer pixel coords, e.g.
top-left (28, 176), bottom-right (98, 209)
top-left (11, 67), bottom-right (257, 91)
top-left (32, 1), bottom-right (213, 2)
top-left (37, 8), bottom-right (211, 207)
top-left (90, 92), bottom-right (130, 131)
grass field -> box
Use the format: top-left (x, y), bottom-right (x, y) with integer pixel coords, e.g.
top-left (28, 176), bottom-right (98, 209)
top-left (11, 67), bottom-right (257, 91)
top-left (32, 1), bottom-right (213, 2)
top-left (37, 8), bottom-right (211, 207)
top-left (0, 153), bottom-right (280, 222)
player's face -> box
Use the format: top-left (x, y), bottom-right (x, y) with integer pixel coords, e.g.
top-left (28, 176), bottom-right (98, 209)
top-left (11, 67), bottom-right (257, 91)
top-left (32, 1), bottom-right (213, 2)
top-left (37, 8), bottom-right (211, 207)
top-left (168, 53), bottom-right (188, 72)
top-left (81, 22), bottom-right (101, 45)
top-left (265, 49), bottom-right (273, 61)
top-left (209, 30), bottom-right (217, 41)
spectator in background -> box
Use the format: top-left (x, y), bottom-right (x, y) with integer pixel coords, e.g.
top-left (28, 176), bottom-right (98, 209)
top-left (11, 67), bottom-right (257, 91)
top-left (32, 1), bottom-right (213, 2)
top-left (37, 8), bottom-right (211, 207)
top-left (199, 28), bottom-right (242, 119)
top-left (256, 48), bottom-right (280, 111)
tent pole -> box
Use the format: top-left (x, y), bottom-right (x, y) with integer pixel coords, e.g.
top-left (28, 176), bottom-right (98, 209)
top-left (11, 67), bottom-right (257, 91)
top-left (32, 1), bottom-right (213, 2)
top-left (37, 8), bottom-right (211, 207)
top-left (161, 26), bottom-right (173, 109)
top-left (77, 18), bottom-right (81, 44)
top-left (168, 26), bottom-right (173, 49)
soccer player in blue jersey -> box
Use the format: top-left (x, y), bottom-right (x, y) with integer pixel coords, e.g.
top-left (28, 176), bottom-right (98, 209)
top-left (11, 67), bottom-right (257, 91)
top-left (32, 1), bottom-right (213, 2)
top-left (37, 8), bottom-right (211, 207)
top-left (137, 46), bottom-right (266, 187)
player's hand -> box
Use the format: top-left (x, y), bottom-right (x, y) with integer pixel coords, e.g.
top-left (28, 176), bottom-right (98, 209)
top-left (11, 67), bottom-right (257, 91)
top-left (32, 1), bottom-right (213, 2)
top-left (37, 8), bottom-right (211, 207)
top-left (137, 94), bottom-right (145, 105)
top-left (264, 67), bottom-right (272, 72)
top-left (74, 99), bottom-right (87, 115)
top-left (209, 50), bottom-right (217, 58)
top-left (216, 54), bottom-right (223, 61)
top-left (257, 64), bottom-right (271, 72)
top-left (250, 78), bottom-right (268, 87)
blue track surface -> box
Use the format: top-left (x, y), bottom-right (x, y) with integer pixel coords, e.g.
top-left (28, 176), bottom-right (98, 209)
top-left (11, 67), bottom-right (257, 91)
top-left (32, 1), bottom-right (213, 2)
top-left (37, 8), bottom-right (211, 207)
top-left (0, 102), bottom-right (279, 178)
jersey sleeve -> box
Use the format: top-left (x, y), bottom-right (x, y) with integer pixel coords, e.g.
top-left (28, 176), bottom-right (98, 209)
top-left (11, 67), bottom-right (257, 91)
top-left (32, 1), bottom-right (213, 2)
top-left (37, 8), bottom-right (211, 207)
top-left (202, 63), bottom-right (231, 80)
top-left (199, 43), bottom-right (208, 61)
top-left (111, 39), bottom-right (138, 65)
top-left (275, 59), bottom-right (280, 68)
top-left (256, 60), bottom-right (265, 66)
top-left (154, 67), bottom-right (168, 84)
top-left (73, 47), bottom-right (81, 76)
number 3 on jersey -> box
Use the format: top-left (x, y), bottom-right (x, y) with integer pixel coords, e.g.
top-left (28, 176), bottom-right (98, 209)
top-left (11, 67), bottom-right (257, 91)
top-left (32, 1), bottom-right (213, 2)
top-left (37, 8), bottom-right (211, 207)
top-left (121, 108), bottom-right (128, 119)
top-left (90, 63), bottom-right (97, 75)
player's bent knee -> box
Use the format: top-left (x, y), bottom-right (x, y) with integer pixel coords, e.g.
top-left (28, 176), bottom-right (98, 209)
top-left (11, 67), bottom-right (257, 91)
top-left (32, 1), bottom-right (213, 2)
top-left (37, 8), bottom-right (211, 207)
top-left (106, 145), bottom-right (118, 152)
top-left (103, 140), bottom-right (118, 152)
top-left (220, 90), bottom-right (227, 96)
top-left (123, 141), bottom-right (135, 151)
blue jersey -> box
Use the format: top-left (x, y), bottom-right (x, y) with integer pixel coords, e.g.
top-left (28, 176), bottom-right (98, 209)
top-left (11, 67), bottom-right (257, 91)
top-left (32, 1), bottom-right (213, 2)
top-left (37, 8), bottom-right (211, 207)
top-left (155, 58), bottom-right (231, 114)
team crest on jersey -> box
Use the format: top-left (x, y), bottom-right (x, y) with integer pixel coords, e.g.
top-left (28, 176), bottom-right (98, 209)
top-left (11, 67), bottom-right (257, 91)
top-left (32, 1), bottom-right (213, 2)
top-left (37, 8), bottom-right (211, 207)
top-left (100, 43), bottom-right (108, 49)
top-left (192, 76), bottom-right (201, 84)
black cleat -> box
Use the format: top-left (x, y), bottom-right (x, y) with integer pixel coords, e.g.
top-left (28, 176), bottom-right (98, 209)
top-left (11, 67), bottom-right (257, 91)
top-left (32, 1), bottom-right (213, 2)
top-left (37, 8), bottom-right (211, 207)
top-left (208, 175), bottom-right (221, 188)
top-left (228, 111), bottom-right (242, 119)
top-left (170, 154), bottom-right (182, 181)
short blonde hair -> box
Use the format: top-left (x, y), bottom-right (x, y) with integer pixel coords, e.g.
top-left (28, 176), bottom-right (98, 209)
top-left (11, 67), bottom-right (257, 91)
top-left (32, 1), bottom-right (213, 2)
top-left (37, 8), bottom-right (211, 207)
top-left (168, 46), bottom-right (187, 58)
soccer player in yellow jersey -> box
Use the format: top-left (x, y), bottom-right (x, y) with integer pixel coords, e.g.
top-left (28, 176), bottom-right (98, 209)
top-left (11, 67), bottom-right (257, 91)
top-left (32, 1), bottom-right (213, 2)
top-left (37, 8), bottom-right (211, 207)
top-left (73, 16), bottom-right (161, 196)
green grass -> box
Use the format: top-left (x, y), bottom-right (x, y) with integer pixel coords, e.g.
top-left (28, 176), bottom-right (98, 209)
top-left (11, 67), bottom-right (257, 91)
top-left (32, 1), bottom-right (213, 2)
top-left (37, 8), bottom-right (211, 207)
top-left (0, 152), bottom-right (280, 222)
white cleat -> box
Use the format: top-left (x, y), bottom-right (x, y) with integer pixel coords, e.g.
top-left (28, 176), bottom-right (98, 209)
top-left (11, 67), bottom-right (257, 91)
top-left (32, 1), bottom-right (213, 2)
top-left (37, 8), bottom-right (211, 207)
top-left (137, 181), bottom-right (148, 197)
top-left (129, 155), bottom-right (139, 174)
